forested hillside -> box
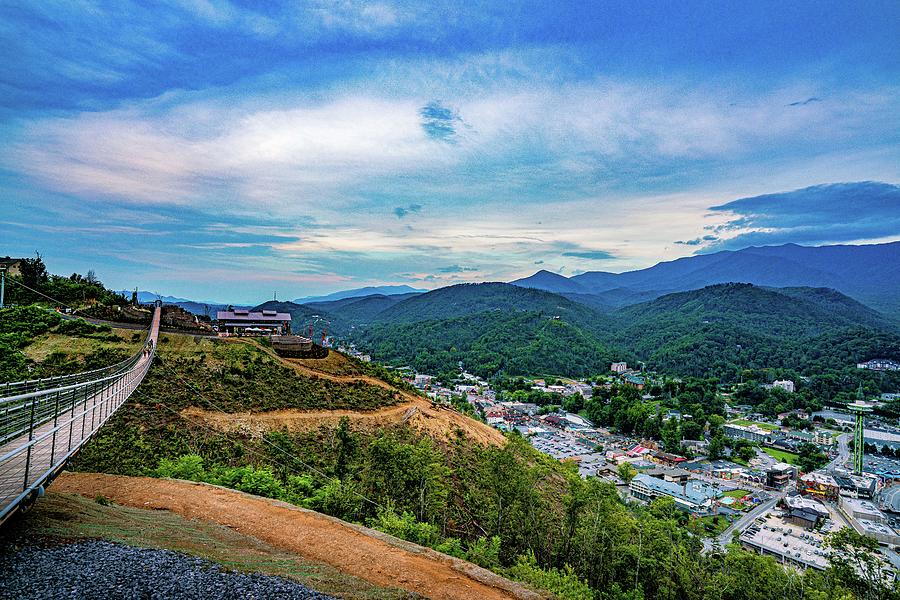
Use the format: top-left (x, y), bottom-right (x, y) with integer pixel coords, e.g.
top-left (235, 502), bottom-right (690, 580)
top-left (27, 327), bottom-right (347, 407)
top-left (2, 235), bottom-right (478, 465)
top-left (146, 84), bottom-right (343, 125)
top-left (327, 282), bottom-right (900, 385)
top-left (608, 283), bottom-right (900, 381)
top-left (359, 310), bottom-right (621, 379)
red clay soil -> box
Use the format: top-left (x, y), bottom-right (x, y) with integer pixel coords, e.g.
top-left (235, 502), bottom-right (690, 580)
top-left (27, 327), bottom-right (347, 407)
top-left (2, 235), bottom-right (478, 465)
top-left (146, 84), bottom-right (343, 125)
top-left (54, 472), bottom-right (544, 600)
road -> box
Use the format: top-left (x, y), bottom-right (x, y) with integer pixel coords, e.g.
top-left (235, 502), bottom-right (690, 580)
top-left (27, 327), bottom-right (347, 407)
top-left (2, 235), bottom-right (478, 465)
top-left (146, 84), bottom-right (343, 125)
top-left (703, 493), bottom-right (782, 552)
top-left (828, 433), bottom-right (851, 473)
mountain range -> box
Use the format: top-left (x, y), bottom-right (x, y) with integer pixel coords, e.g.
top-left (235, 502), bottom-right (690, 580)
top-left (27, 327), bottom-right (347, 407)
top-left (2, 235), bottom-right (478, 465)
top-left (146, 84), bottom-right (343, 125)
top-left (292, 285), bottom-right (426, 304)
top-left (512, 241), bottom-right (900, 315)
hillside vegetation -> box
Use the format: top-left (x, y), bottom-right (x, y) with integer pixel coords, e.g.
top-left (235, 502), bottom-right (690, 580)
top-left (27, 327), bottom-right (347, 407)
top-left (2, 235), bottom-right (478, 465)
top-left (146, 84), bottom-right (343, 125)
top-left (302, 282), bottom-right (900, 385)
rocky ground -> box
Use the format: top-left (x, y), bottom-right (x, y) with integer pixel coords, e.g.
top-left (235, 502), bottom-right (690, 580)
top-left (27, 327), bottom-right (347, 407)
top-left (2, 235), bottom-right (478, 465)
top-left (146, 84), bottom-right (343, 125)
top-left (0, 539), bottom-right (335, 600)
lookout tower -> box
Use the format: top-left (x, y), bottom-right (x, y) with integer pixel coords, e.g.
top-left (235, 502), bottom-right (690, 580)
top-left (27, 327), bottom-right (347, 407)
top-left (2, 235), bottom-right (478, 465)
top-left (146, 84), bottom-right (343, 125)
top-left (848, 385), bottom-right (872, 475)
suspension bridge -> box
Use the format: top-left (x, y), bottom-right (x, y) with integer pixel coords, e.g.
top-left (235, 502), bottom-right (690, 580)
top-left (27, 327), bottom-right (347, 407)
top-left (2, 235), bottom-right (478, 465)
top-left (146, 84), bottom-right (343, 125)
top-left (0, 304), bottom-right (160, 525)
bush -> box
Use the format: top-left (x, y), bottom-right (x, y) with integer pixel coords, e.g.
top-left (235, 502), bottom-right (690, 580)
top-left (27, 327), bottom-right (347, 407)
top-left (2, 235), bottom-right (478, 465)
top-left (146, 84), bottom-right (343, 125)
top-left (0, 305), bottom-right (61, 336)
top-left (464, 535), bottom-right (501, 569)
top-left (56, 318), bottom-right (111, 337)
top-left (506, 551), bottom-right (594, 600)
top-left (369, 509), bottom-right (441, 548)
top-left (154, 454), bottom-right (206, 481)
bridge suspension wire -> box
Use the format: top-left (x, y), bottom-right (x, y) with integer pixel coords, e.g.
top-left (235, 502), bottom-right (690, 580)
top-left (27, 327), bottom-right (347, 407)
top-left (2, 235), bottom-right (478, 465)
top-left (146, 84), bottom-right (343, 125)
top-left (0, 306), bottom-right (161, 526)
top-left (152, 355), bottom-right (387, 511)
top-left (1, 277), bottom-right (84, 315)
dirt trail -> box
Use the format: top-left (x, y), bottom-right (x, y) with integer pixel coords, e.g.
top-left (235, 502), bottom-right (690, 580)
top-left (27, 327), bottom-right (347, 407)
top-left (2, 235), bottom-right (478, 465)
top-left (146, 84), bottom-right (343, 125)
top-left (54, 473), bottom-right (542, 600)
top-left (181, 395), bottom-right (506, 447)
top-left (210, 341), bottom-right (507, 447)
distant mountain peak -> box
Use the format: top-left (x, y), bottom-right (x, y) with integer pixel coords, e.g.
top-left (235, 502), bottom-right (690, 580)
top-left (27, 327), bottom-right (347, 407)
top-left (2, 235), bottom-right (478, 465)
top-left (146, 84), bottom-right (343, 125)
top-left (294, 285), bottom-right (426, 304)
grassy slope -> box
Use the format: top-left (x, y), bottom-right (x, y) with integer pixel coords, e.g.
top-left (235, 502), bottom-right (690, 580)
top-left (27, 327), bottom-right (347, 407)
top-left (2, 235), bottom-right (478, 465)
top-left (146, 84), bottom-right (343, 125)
top-left (70, 333), bottom-right (407, 475)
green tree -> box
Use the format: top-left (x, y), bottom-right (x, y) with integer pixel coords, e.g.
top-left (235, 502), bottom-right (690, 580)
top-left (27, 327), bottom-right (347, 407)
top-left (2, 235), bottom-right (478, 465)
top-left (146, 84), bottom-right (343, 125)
top-left (796, 442), bottom-right (828, 473)
top-left (708, 435), bottom-right (725, 461)
top-left (617, 462), bottom-right (637, 484)
top-left (826, 527), bottom-right (899, 600)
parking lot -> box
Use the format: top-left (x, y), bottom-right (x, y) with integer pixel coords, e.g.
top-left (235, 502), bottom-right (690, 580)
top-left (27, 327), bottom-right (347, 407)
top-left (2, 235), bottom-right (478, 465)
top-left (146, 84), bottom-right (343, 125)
top-left (740, 512), bottom-right (831, 570)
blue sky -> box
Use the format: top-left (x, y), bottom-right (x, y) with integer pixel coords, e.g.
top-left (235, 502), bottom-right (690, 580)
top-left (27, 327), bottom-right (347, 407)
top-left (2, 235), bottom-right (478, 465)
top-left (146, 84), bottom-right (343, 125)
top-left (1, 1), bottom-right (899, 303)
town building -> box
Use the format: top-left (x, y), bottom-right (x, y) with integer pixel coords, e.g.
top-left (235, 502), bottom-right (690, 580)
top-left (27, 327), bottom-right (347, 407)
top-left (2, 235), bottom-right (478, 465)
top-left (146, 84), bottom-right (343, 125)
top-left (740, 513), bottom-right (830, 571)
top-left (0, 257), bottom-right (24, 277)
top-left (855, 520), bottom-right (900, 546)
top-left (643, 467), bottom-right (691, 484)
top-left (723, 423), bottom-right (771, 443)
top-left (841, 497), bottom-right (886, 524)
top-left (800, 472), bottom-right (840, 500)
top-left (787, 429), bottom-right (834, 446)
top-left (216, 309), bottom-right (292, 335)
top-left (766, 463), bottom-right (797, 488)
top-left (629, 474), bottom-right (720, 512)
top-left (623, 374), bottom-right (645, 390)
top-left (772, 379), bottom-right (795, 393)
top-left (651, 451), bottom-right (688, 468)
top-left (857, 359), bottom-right (900, 372)
top-left (834, 474), bottom-right (878, 499)
top-left (611, 362), bottom-right (628, 373)
top-left (783, 494), bottom-right (830, 529)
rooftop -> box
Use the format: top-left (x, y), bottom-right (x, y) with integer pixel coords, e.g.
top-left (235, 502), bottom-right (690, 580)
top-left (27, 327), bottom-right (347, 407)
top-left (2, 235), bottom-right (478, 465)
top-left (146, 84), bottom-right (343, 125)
top-left (217, 310), bottom-right (292, 322)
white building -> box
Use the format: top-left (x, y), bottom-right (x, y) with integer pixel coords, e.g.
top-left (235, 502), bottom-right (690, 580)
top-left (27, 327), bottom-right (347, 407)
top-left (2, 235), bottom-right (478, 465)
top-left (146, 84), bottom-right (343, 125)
top-left (611, 362), bottom-right (628, 373)
top-left (723, 423), bottom-right (771, 443)
top-left (773, 380), bottom-right (795, 393)
top-left (857, 359), bottom-right (900, 371)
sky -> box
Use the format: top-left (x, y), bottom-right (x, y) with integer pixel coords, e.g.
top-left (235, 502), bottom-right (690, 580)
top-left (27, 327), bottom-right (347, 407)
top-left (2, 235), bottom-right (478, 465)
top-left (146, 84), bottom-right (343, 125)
top-left (1, 1), bottom-right (899, 303)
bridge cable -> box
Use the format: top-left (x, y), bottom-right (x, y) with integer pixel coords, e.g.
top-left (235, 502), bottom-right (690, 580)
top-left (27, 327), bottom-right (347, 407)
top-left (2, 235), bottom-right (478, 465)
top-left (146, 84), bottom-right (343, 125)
top-left (149, 355), bottom-right (388, 511)
top-left (2, 277), bottom-right (85, 315)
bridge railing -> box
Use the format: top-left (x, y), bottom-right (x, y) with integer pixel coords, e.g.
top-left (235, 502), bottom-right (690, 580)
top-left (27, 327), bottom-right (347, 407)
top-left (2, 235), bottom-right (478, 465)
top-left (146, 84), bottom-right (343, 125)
top-left (0, 307), bottom-right (159, 525)
top-left (0, 346), bottom-right (147, 398)
top-left (0, 362), bottom-right (139, 447)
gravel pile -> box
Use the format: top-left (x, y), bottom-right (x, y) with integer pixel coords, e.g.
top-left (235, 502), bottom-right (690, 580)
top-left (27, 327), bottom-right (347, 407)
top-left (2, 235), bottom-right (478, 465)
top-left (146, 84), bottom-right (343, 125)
top-left (0, 539), bottom-right (336, 599)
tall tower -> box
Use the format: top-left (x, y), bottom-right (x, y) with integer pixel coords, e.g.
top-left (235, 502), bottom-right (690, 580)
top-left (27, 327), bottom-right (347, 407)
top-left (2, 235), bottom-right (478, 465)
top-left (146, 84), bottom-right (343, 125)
top-left (848, 385), bottom-right (872, 475)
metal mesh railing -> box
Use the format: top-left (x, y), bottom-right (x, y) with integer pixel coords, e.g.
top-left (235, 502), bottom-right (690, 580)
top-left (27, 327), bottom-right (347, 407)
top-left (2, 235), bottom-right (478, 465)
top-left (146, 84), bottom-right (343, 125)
top-left (0, 307), bottom-right (159, 524)
top-left (0, 350), bottom-right (145, 399)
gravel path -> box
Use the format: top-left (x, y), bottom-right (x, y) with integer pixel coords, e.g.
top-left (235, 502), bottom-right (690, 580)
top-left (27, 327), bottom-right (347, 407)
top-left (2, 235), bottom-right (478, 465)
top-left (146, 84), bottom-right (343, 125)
top-left (0, 539), bottom-right (336, 600)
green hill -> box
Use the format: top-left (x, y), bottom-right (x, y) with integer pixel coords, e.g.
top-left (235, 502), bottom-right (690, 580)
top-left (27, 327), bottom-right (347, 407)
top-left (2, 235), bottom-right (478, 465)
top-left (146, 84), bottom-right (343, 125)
top-left (608, 283), bottom-right (900, 379)
top-left (350, 283), bottom-right (618, 377)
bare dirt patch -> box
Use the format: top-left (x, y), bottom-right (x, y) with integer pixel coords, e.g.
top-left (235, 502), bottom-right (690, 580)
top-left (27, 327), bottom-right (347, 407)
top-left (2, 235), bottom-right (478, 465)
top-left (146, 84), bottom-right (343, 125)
top-left (181, 396), bottom-right (506, 448)
top-left (53, 473), bottom-right (543, 600)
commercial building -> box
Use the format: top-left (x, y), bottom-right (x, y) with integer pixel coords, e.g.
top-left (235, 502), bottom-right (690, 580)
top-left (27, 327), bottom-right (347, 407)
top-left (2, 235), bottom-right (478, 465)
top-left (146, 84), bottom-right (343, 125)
top-left (629, 474), bottom-right (720, 512)
top-left (767, 463), bottom-right (797, 488)
top-left (855, 520), bottom-right (900, 546)
top-left (857, 359), bottom-right (900, 372)
top-left (723, 423), bottom-right (771, 443)
top-left (216, 309), bottom-right (292, 335)
top-left (834, 474), bottom-right (878, 499)
top-left (841, 497), bottom-right (886, 523)
top-left (740, 513), bottom-right (830, 571)
top-left (783, 494), bottom-right (829, 529)
top-left (800, 472), bottom-right (840, 500)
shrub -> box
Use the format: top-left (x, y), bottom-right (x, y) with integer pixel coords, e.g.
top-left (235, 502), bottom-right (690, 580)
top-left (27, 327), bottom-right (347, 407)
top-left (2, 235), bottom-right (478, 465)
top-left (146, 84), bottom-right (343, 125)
top-left (154, 454), bottom-right (206, 481)
top-left (369, 509), bottom-right (441, 548)
top-left (464, 535), bottom-right (501, 569)
top-left (506, 551), bottom-right (594, 600)
top-left (56, 318), bottom-right (110, 337)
